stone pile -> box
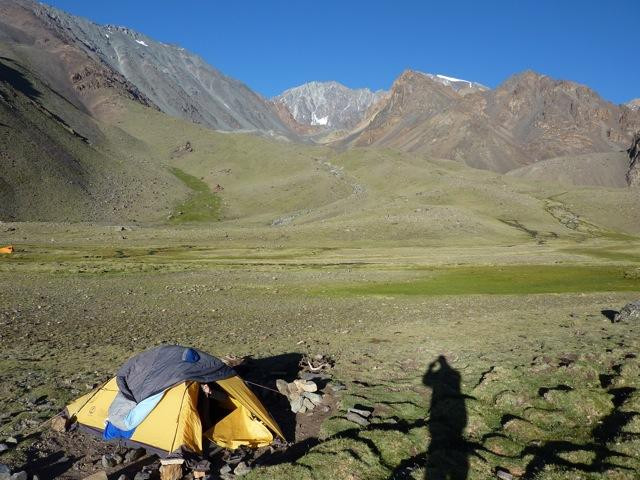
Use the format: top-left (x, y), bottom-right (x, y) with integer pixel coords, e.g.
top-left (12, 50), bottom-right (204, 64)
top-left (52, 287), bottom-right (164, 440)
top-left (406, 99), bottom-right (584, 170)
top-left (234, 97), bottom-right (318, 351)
top-left (276, 379), bottom-right (325, 414)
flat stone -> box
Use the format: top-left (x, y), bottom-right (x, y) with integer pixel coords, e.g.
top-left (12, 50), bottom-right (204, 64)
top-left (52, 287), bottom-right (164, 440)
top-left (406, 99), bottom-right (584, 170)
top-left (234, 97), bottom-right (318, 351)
top-left (233, 462), bottom-right (251, 476)
top-left (290, 395), bottom-right (304, 413)
top-left (302, 392), bottom-right (323, 405)
top-left (348, 407), bottom-right (373, 418)
top-left (4, 438), bottom-right (17, 445)
top-left (275, 379), bottom-right (289, 396)
top-left (346, 411), bottom-right (370, 427)
top-left (294, 379), bottom-right (317, 392)
top-left (83, 472), bottom-right (108, 480)
top-left (496, 470), bottom-right (513, 480)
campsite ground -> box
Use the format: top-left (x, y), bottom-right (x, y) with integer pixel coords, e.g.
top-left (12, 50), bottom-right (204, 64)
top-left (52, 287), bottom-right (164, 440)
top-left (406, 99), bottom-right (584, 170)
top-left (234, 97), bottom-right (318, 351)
top-left (0, 228), bottom-right (639, 479)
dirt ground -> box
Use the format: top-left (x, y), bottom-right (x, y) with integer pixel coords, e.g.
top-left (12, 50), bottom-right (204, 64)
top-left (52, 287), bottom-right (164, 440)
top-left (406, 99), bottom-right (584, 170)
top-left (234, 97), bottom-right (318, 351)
top-left (0, 234), bottom-right (639, 479)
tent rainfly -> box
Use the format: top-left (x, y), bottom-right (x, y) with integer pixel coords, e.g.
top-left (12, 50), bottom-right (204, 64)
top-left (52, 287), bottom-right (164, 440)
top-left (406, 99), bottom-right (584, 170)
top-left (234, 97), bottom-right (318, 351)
top-left (63, 345), bottom-right (284, 456)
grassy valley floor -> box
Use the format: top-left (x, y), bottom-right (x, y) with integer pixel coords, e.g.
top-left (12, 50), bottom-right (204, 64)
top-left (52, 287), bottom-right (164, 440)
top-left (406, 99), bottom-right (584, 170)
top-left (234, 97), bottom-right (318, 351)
top-left (0, 232), bottom-right (639, 479)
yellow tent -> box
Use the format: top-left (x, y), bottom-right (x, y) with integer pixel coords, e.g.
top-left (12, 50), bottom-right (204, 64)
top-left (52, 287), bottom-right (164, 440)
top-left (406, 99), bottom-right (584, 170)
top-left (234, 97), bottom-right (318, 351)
top-left (65, 375), bottom-right (284, 455)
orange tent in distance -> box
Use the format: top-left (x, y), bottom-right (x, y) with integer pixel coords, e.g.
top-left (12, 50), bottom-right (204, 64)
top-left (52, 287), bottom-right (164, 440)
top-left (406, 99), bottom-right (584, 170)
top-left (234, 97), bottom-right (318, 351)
top-left (0, 245), bottom-right (14, 254)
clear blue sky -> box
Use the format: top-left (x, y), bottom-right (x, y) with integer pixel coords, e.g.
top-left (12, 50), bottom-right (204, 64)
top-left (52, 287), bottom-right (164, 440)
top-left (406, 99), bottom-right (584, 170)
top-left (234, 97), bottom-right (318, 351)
top-left (45, 0), bottom-right (639, 103)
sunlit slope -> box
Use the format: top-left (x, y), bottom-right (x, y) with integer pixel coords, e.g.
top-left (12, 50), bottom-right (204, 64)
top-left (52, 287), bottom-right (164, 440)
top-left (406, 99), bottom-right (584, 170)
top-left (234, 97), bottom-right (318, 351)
top-left (100, 100), bottom-right (640, 245)
top-left (0, 57), bottom-right (187, 222)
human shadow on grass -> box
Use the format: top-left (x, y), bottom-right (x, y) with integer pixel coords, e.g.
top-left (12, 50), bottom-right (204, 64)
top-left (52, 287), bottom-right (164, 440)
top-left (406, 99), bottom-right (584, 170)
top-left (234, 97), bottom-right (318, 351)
top-left (421, 355), bottom-right (471, 480)
top-left (258, 355), bottom-right (478, 479)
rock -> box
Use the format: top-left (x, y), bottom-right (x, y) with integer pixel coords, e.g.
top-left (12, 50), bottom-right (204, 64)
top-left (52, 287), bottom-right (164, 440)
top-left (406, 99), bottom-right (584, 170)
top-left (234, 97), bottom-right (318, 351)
top-left (290, 395), bottom-right (304, 413)
top-left (219, 465), bottom-right (232, 475)
top-left (294, 379), bottom-right (317, 392)
top-left (286, 382), bottom-right (299, 395)
top-left (9, 472), bottom-right (27, 480)
top-left (159, 463), bottom-right (182, 480)
top-left (50, 415), bottom-right (68, 432)
top-left (83, 472), bottom-right (108, 480)
top-left (124, 448), bottom-right (146, 463)
top-left (233, 462), bottom-right (251, 476)
top-left (303, 392), bottom-right (323, 405)
top-left (346, 411), bottom-right (370, 427)
top-left (348, 407), bottom-right (373, 418)
top-left (328, 381), bottom-right (346, 392)
top-left (302, 398), bottom-right (315, 410)
top-left (102, 453), bottom-right (119, 468)
top-left (496, 470), bottom-right (513, 480)
top-left (275, 379), bottom-right (289, 395)
top-left (614, 300), bottom-right (640, 322)
top-left (4, 438), bottom-right (17, 445)
top-left (0, 444), bottom-right (7, 453)
top-left (0, 464), bottom-right (9, 480)
top-left (117, 475), bottom-right (128, 480)
top-left (133, 472), bottom-right (151, 480)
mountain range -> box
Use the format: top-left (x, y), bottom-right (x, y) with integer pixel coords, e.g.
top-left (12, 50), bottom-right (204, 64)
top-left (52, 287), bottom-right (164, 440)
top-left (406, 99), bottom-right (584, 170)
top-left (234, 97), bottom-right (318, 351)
top-left (1, 0), bottom-right (639, 224)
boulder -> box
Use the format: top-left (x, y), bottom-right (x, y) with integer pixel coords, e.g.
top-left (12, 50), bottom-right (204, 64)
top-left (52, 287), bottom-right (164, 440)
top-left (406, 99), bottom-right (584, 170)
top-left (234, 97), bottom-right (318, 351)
top-left (0, 465), bottom-right (9, 480)
top-left (614, 300), bottom-right (640, 322)
top-left (233, 462), bottom-right (251, 476)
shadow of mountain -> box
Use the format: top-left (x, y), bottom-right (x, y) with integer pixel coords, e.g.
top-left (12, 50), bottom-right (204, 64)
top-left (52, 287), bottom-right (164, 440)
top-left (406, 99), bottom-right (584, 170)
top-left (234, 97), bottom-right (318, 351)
top-left (0, 57), bottom-right (41, 100)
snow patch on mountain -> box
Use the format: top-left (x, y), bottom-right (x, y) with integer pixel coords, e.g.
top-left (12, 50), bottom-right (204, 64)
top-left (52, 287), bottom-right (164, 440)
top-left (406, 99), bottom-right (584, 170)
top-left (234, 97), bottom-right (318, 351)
top-left (311, 112), bottom-right (328, 126)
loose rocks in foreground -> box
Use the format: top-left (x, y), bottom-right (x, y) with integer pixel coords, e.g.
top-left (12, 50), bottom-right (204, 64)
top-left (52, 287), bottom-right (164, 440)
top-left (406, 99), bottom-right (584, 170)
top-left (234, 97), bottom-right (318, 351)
top-left (614, 299), bottom-right (640, 322)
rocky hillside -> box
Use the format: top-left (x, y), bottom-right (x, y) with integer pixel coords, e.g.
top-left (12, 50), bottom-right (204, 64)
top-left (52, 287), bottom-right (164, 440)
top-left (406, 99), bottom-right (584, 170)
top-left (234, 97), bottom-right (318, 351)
top-left (342, 70), bottom-right (640, 172)
top-left (273, 81), bottom-right (385, 130)
top-left (3, 0), bottom-right (294, 137)
top-left (627, 133), bottom-right (640, 187)
top-left (627, 99), bottom-right (640, 111)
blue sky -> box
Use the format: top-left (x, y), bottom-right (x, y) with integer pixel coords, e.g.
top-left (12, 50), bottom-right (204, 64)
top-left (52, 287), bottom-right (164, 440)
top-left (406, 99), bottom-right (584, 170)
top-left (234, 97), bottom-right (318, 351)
top-left (45, 0), bottom-right (639, 103)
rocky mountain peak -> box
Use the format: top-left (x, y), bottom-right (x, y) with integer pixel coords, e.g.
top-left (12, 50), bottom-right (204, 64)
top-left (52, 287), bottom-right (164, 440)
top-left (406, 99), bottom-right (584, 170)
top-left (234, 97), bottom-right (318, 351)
top-left (273, 81), bottom-right (385, 130)
top-left (627, 99), bottom-right (640, 111)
